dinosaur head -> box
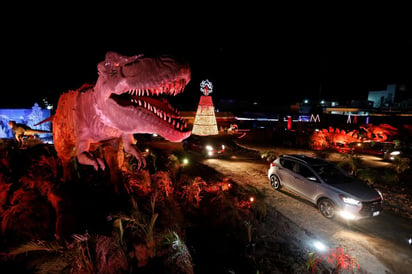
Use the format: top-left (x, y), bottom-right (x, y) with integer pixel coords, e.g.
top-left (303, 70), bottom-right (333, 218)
top-left (94, 51), bottom-right (191, 142)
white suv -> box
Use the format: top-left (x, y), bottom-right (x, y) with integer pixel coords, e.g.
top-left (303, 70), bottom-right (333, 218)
top-left (268, 154), bottom-right (383, 220)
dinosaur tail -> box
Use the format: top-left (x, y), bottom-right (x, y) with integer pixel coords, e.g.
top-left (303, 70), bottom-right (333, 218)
top-left (25, 129), bottom-right (52, 135)
top-left (34, 115), bottom-right (54, 126)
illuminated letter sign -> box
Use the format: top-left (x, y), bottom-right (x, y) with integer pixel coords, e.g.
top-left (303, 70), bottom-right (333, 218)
top-left (310, 114), bottom-right (320, 122)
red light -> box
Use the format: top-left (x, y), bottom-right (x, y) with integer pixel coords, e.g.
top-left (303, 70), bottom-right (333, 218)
top-left (249, 197), bottom-right (255, 202)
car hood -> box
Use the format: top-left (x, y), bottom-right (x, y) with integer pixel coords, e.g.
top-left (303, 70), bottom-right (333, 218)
top-left (331, 181), bottom-right (380, 201)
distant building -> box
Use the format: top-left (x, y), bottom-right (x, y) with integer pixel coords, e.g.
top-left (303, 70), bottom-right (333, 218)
top-left (368, 84), bottom-right (396, 108)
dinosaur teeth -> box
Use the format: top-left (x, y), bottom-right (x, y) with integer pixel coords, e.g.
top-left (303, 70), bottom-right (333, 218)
top-left (180, 79), bottom-right (185, 91)
top-left (120, 85), bottom-right (188, 132)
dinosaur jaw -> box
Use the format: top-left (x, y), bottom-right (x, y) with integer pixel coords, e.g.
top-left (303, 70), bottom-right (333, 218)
top-left (96, 52), bottom-right (192, 142)
top-left (109, 87), bottom-right (191, 142)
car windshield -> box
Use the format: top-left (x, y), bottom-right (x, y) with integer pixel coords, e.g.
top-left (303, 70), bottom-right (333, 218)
top-left (311, 163), bottom-right (353, 184)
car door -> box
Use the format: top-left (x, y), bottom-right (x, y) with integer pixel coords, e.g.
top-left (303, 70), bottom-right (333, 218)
top-left (289, 163), bottom-right (319, 203)
top-left (276, 158), bottom-right (298, 190)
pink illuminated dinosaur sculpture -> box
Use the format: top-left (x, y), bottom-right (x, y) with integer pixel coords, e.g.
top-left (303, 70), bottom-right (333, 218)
top-left (51, 52), bottom-right (191, 179)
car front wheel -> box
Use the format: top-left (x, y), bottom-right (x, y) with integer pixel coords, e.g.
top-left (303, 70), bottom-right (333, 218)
top-left (318, 199), bottom-right (336, 219)
top-left (270, 174), bottom-right (281, 190)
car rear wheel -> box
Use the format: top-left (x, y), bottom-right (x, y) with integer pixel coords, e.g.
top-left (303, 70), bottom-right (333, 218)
top-left (318, 199), bottom-right (336, 219)
top-left (270, 174), bottom-right (281, 190)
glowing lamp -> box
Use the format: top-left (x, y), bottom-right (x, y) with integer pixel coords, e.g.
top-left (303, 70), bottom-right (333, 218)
top-left (313, 240), bottom-right (327, 252)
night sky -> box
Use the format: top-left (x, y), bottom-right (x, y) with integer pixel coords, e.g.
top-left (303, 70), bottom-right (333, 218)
top-left (3, 6), bottom-right (411, 112)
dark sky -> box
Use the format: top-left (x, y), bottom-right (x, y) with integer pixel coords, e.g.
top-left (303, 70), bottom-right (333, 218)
top-left (3, 6), bottom-right (411, 111)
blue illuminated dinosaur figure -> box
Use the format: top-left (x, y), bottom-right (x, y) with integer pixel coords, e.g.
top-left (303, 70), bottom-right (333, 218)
top-left (51, 52), bottom-right (191, 179)
top-left (8, 120), bottom-right (51, 146)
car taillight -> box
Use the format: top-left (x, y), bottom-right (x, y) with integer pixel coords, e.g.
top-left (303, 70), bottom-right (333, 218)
top-left (270, 162), bottom-right (276, 167)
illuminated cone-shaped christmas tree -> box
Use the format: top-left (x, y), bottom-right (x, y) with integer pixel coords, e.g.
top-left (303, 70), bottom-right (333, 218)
top-left (191, 80), bottom-right (218, 136)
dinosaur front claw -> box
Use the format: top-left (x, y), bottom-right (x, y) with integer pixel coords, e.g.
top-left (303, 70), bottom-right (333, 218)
top-left (96, 158), bottom-right (106, 171)
top-left (78, 152), bottom-right (106, 171)
top-left (135, 153), bottom-right (147, 170)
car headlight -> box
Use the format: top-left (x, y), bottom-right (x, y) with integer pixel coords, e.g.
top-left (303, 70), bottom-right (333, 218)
top-left (205, 145), bottom-right (213, 151)
top-left (339, 194), bottom-right (361, 206)
top-left (390, 151), bottom-right (400, 156)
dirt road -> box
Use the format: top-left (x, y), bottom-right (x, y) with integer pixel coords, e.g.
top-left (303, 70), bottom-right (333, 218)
top-left (199, 150), bottom-right (412, 274)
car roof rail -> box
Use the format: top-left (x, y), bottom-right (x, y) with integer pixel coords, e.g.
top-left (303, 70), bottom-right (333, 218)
top-left (281, 154), bottom-right (328, 166)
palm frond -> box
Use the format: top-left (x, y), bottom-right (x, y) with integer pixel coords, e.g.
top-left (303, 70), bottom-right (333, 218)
top-left (8, 240), bottom-right (63, 256)
top-left (35, 256), bottom-right (72, 274)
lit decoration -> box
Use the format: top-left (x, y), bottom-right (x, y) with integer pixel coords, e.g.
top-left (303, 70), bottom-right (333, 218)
top-left (200, 79), bottom-right (213, 95)
top-left (42, 97), bottom-right (54, 110)
top-left (346, 114), bottom-right (357, 124)
top-left (191, 79), bottom-right (218, 136)
top-left (287, 116), bottom-right (292, 130)
top-left (310, 123), bottom-right (400, 151)
top-left (310, 114), bottom-right (320, 122)
top-left (360, 123), bottom-right (398, 142)
top-left (310, 127), bottom-right (362, 150)
top-left (0, 104), bottom-right (52, 141)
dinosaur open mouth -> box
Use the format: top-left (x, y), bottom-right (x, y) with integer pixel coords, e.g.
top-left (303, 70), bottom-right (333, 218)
top-left (110, 86), bottom-right (189, 132)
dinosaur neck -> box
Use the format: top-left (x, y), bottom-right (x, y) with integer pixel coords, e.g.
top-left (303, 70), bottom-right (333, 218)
top-left (93, 95), bottom-right (118, 130)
